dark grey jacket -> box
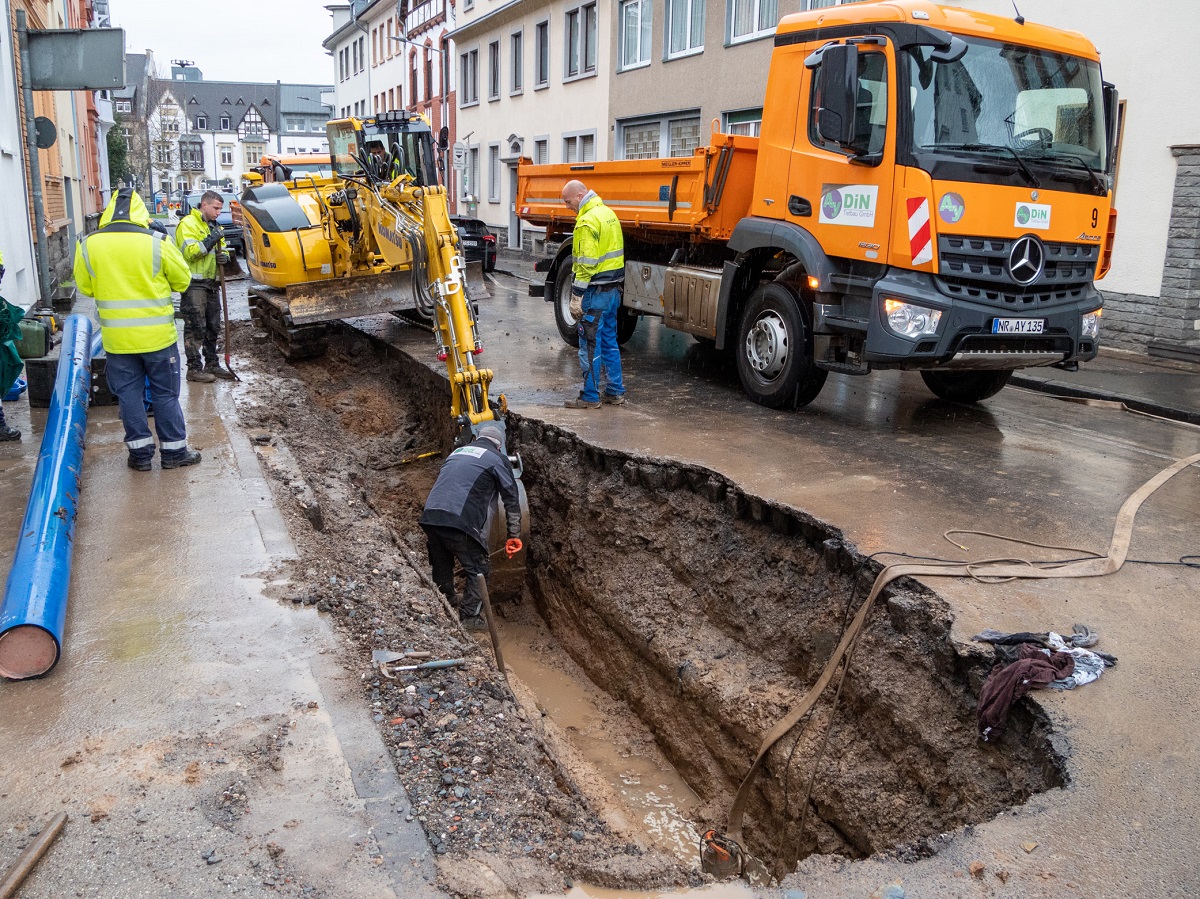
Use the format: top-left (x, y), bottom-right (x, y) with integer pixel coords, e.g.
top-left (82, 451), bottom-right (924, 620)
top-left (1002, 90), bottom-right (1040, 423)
top-left (420, 438), bottom-right (521, 550)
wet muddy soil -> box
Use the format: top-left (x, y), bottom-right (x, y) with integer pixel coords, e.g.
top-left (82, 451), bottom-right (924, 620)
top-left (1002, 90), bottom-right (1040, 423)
top-left (231, 320), bottom-right (1068, 896)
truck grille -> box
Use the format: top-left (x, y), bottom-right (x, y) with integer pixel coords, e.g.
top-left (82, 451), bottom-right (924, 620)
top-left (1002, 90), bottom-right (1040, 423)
top-left (937, 235), bottom-right (1098, 308)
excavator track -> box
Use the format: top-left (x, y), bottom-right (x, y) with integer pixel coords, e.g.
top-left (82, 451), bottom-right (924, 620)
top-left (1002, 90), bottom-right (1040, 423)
top-left (248, 287), bottom-right (330, 362)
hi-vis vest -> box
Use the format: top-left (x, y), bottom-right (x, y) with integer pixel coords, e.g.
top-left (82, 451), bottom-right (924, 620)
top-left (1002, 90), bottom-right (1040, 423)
top-left (571, 192), bottom-right (625, 292)
top-left (73, 189), bottom-right (191, 355)
top-left (176, 208), bottom-right (225, 281)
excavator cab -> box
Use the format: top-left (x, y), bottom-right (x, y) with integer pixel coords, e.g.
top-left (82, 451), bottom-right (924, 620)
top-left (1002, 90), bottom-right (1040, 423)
top-left (327, 112), bottom-right (440, 188)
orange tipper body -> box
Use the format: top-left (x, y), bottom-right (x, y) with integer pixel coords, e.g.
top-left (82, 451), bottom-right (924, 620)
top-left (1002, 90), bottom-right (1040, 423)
top-left (519, 0), bottom-right (1117, 411)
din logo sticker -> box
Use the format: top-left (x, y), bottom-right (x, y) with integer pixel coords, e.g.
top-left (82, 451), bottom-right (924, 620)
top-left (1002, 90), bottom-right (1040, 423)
top-left (819, 184), bottom-right (879, 228)
top-left (1014, 202), bottom-right (1051, 231)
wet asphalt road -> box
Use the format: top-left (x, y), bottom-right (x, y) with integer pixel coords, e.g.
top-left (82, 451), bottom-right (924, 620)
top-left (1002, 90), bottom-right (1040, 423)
top-left (355, 263), bottom-right (1200, 897)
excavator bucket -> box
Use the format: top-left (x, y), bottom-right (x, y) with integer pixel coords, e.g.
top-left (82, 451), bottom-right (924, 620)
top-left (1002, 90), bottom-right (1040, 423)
top-left (464, 259), bottom-right (490, 301)
top-left (284, 270), bottom-right (424, 325)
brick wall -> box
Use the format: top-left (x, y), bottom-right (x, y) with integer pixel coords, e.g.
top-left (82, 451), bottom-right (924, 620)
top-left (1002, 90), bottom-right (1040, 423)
top-left (1098, 146), bottom-right (1200, 354)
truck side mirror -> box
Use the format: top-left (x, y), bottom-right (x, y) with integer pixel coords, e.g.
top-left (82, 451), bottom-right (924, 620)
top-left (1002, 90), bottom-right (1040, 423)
top-left (815, 43), bottom-right (858, 147)
top-left (1102, 81), bottom-right (1119, 175)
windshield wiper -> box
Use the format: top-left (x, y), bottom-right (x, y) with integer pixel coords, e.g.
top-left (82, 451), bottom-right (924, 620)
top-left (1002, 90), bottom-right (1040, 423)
top-left (1030, 152), bottom-right (1106, 194)
top-left (936, 143), bottom-right (1041, 189)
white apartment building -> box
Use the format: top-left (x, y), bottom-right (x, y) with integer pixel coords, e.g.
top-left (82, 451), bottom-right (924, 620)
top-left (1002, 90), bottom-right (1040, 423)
top-left (145, 78), bottom-right (332, 202)
top-left (325, 0), bottom-right (460, 208)
top-left (449, 0), bottom-right (612, 249)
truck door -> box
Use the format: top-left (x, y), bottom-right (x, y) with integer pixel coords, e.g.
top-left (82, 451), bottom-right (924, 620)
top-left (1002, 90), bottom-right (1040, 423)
top-left (793, 42), bottom-right (896, 267)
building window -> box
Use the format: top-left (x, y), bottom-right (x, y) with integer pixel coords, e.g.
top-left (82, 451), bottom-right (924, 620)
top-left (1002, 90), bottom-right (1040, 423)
top-left (728, 0), bottom-right (777, 43)
top-left (460, 49), bottom-right (479, 105)
top-left (287, 117), bottom-right (304, 132)
top-left (115, 99), bottom-right (131, 113)
top-left (534, 138), bottom-right (548, 165)
top-left (511, 31), bottom-right (523, 94)
top-left (666, 0), bottom-right (704, 58)
top-left (488, 41), bottom-right (500, 100)
top-left (245, 143), bottom-right (264, 166)
top-left (181, 142), bottom-right (203, 170)
top-left (162, 120), bottom-right (180, 134)
top-left (565, 3), bottom-right (598, 79)
top-left (534, 20), bottom-right (549, 88)
top-left (154, 144), bottom-right (171, 165)
top-left (388, 88), bottom-right (395, 110)
top-left (619, 0), bottom-right (652, 70)
top-left (488, 144), bottom-right (501, 202)
top-left (563, 131), bottom-right (596, 163)
top-left (618, 112), bottom-right (701, 159)
top-left (466, 146), bottom-right (480, 201)
top-left (220, 114), bottom-right (230, 130)
top-left (196, 114), bottom-right (208, 130)
top-left (724, 108), bottom-right (763, 136)
top-left (220, 145), bottom-right (233, 166)
top-left (387, 19), bottom-right (394, 57)
top-left (425, 48), bottom-right (433, 102)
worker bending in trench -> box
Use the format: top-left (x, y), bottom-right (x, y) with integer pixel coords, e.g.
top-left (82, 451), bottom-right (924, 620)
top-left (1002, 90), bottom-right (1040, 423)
top-left (420, 423), bottom-right (523, 626)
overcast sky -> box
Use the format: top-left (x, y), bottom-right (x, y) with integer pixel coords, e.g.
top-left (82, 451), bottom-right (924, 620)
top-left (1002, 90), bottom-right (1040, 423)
top-left (111, 0), bottom-right (337, 85)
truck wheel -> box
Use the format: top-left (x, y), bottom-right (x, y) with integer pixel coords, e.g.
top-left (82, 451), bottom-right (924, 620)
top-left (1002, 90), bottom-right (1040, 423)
top-left (736, 283), bottom-right (827, 408)
top-left (617, 307), bottom-right (638, 345)
top-left (553, 263), bottom-right (581, 348)
top-left (920, 369), bottom-right (1013, 403)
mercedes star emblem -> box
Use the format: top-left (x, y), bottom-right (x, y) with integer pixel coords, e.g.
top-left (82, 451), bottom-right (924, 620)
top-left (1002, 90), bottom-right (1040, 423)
top-left (1008, 235), bottom-right (1045, 286)
top-left (1030, 190), bottom-right (1039, 201)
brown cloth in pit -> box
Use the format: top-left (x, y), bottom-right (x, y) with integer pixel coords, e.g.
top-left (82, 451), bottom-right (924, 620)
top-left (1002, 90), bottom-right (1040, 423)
top-left (978, 643), bottom-right (1075, 742)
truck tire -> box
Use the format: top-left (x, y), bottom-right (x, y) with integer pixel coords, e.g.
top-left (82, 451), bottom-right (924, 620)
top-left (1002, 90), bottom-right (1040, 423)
top-left (736, 282), bottom-right (827, 408)
top-left (617, 307), bottom-right (639, 345)
top-left (920, 369), bottom-right (1013, 403)
top-left (553, 263), bottom-right (580, 347)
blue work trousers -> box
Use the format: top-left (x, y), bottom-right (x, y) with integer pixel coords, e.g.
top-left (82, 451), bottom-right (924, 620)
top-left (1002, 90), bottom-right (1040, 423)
top-left (576, 285), bottom-right (625, 403)
top-left (106, 345), bottom-right (188, 463)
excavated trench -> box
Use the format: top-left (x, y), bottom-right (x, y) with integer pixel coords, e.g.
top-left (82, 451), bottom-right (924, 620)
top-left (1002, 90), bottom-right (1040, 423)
top-left (334, 326), bottom-right (1067, 878)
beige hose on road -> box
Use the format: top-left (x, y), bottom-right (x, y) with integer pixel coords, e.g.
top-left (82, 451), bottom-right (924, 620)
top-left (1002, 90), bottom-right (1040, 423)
top-left (727, 448), bottom-right (1200, 847)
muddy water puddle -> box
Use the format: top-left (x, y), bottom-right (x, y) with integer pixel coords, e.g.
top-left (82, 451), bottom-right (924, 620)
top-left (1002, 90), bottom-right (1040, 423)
top-left (496, 612), bottom-right (703, 865)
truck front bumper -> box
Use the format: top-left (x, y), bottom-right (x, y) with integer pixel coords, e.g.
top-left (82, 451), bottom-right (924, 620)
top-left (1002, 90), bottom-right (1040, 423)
top-left (842, 269), bottom-right (1102, 371)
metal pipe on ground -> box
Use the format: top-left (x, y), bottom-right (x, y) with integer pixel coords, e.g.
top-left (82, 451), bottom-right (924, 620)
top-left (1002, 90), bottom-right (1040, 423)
top-left (0, 315), bottom-right (94, 680)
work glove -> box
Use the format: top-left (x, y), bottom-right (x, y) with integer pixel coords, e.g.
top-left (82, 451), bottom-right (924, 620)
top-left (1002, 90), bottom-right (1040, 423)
top-left (202, 232), bottom-right (222, 253)
top-left (0, 263), bottom-right (5, 284)
top-left (505, 538), bottom-right (523, 559)
top-left (216, 251), bottom-right (231, 265)
top-left (569, 287), bottom-right (584, 320)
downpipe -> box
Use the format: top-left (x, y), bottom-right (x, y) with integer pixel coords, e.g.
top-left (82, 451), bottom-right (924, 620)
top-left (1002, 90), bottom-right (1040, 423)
top-left (0, 315), bottom-right (94, 679)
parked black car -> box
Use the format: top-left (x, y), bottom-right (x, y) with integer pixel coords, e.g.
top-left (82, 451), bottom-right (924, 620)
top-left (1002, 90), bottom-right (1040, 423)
top-left (450, 216), bottom-right (496, 272)
top-left (178, 191), bottom-right (244, 257)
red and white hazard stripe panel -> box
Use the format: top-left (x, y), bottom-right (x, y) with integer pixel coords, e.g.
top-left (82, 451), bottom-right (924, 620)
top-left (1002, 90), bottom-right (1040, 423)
top-left (906, 197), bottom-right (933, 266)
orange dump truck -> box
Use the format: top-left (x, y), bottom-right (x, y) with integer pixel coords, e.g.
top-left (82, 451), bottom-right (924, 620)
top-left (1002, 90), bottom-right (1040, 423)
top-left (518, 0), bottom-right (1118, 406)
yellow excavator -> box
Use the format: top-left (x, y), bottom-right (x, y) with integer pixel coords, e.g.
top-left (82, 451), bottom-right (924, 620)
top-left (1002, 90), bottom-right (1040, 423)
top-left (239, 111), bottom-right (527, 592)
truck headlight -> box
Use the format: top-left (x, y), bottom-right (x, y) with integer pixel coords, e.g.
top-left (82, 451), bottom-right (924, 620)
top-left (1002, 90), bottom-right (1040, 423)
top-left (1082, 308), bottom-right (1101, 339)
top-left (883, 299), bottom-right (942, 339)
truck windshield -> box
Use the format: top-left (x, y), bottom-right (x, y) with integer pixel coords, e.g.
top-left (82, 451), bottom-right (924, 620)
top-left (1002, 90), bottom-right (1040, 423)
top-left (907, 37), bottom-right (1106, 173)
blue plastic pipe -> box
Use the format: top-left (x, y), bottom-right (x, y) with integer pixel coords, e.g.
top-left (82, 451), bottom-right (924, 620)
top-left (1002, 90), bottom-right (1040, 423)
top-left (0, 314), bottom-right (93, 679)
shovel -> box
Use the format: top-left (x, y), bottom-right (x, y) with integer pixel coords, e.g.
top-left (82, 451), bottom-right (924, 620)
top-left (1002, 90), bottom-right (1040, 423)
top-left (217, 260), bottom-right (241, 381)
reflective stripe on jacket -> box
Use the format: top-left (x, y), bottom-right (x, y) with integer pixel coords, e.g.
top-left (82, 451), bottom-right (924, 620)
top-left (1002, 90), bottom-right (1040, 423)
top-left (571, 191), bottom-right (624, 292)
top-left (73, 189), bottom-right (191, 355)
top-left (176, 208), bottom-right (225, 280)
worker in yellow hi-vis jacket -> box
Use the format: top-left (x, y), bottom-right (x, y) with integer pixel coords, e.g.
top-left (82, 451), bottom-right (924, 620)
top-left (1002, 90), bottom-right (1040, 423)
top-left (175, 190), bottom-right (233, 382)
